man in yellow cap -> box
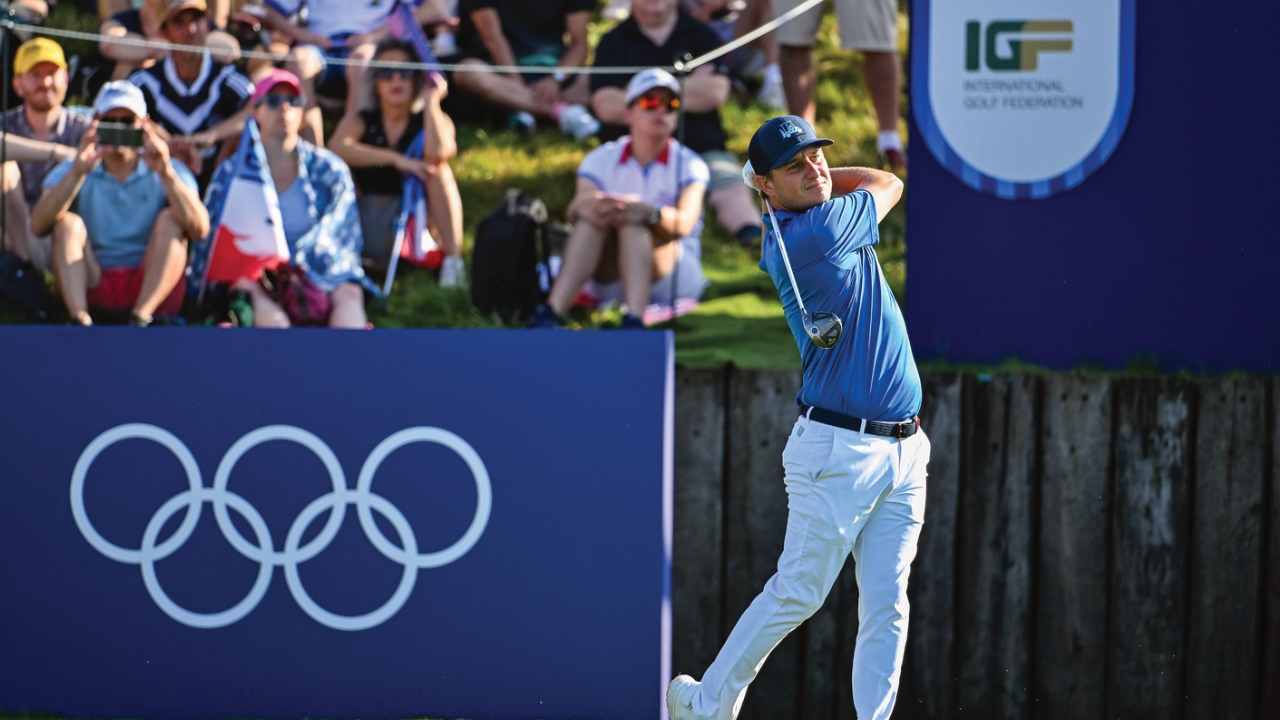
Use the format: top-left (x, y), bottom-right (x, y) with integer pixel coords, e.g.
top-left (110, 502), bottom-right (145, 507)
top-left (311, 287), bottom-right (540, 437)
top-left (1, 37), bottom-right (93, 273)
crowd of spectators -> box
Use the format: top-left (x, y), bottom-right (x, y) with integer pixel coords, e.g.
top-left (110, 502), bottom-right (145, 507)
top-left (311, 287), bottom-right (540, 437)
top-left (0, 0), bottom-right (906, 329)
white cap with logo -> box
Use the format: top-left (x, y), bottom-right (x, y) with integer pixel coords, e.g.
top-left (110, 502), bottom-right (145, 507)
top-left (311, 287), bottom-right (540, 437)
top-left (624, 68), bottom-right (682, 105)
top-left (92, 81), bottom-right (148, 119)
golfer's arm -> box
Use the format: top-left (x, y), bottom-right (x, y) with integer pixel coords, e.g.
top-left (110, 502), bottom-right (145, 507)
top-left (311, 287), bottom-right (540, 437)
top-left (829, 167), bottom-right (903, 222)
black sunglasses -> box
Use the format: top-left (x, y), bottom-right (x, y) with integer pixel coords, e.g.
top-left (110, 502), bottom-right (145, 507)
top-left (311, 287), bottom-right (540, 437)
top-left (374, 67), bottom-right (419, 80)
top-left (257, 94), bottom-right (304, 109)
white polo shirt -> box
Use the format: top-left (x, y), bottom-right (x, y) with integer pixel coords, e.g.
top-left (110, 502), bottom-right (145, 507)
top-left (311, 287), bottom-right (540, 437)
top-left (577, 136), bottom-right (710, 252)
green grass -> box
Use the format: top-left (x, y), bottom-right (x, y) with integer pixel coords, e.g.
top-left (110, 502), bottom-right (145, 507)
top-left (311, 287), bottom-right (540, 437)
top-left (1, 6), bottom-right (910, 371)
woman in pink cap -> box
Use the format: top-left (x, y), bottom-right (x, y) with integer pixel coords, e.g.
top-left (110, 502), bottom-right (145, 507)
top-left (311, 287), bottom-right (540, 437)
top-left (192, 69), bottom-right (376, 328)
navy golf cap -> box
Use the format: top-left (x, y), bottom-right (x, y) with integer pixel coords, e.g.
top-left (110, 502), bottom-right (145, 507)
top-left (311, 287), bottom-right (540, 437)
top-left (748, 115), bottom-right (834, 173)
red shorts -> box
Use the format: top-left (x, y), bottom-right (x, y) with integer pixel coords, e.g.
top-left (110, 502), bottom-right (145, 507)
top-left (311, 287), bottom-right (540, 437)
top-left (87, 266), bottom-right (186, 318)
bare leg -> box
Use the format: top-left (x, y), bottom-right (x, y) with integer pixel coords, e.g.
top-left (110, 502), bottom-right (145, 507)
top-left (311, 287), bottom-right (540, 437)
top-left (1, 162), bottom-right (33, 264)
top-left (779, 44), bottom-right (816, 124)
top-left (862, 51), bottom-right (901, 134)
top-left (424, 162), bottom-right (464, 257)
top-left (232, 277), bottom-right (289, 327)
top-left (327, 282), bottom-right (367, 328)
top-left (50, 213), bottom-right (100, 325)
top-left (133, 209), bottom-right (188, 318)
top-left (344, 41), bottom-right (377, 116)
top-left (616, 224), bottom-right (656, 315)
top-left (707, 183), bottom-right (762, 236)
top-left (545, 220), bottom-right (611, 315)
top-left (450, 59), bottom-right (545, 116)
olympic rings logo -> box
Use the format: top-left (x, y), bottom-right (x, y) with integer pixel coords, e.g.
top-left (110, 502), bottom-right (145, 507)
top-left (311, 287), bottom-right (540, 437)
top-left (70, 423), bottom-right (492, 631)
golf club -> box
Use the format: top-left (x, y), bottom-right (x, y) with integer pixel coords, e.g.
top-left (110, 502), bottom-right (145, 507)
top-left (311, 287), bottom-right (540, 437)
top-left (762, 199), bottom-right (842, 349)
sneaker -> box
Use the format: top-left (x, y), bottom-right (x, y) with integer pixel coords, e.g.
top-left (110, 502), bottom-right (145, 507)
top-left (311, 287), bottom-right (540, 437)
top-left (666, 674), bottom-right (700, 720)
top-left (757, 70), bottom-right (786, 110)
top-left (557, 104), bottom-right (600, 141)
top-left (509, 111), bottom-right (536, 135)
top-left (880, 147), bottom-right (907, 173)
top-left (619, 312), bottom-right (645, 329)
top-left (601, 0), bottom-right (631, 21)
top-left (127, 311), bottom-right (152, 327)
top-left (439, 255), bottom-right (466, 288)
top-left (526, 303), bottom-right (564, 329)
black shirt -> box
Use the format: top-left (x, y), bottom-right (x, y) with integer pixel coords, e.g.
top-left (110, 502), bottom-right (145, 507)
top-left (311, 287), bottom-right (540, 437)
top-left (455, 0), bottom-right (595, 62)
top-left (591, 12), bottom-right (728, 153)
top-left (350, 108), bottom-right (425, 197)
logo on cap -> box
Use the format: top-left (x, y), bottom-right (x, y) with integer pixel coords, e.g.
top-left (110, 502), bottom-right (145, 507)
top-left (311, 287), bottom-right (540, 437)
top-left (777, 121), bottom-right (802, 140)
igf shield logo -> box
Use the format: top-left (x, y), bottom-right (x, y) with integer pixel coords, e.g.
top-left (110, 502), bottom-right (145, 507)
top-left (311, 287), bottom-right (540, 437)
top-left (912, 0), bottom-right (1134, 199)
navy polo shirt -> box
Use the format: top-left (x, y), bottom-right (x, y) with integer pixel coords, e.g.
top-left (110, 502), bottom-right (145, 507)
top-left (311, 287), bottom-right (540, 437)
top-left (591, 12), bottom-right (728, 153)
top-left (760, 190), bottom-right (922, 421)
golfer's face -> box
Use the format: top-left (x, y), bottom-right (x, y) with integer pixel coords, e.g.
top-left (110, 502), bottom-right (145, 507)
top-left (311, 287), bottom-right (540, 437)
top-left (771, 146), bottom-right (831, 211)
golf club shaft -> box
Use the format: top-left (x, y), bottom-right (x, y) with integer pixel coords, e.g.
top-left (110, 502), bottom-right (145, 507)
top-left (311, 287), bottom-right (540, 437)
top-left (764, 200), bottom-right (809, 315)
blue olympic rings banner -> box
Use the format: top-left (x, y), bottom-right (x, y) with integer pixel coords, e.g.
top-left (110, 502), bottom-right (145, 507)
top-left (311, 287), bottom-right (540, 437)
top-left (0, 327), bottom-right (674, 720)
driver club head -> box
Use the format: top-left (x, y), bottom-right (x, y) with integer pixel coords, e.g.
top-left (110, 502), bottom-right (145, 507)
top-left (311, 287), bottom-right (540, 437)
top-left (804, 310), bottom-right (843, 350)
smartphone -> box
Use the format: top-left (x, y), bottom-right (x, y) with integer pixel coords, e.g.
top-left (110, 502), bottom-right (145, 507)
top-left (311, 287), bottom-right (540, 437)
top-left (96, 122), bottom-right (144, 148)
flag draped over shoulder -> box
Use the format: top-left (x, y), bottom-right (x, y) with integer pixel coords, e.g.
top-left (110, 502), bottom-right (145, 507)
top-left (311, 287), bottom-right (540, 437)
top-left (200, 119), bottom-right (288, 293)
top-left (387, 0), bottom-right (443, 88)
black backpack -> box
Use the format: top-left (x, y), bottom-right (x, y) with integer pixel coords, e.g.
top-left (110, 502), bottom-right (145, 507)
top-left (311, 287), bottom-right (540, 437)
top-left (0, 252), bottom-right (55, 322)
top-left (470, 189), bottom-right (563, 323)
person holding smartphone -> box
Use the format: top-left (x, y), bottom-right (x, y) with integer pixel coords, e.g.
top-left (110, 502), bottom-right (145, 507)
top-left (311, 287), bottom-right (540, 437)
top-left (31, 81), bottom-right (210, 326)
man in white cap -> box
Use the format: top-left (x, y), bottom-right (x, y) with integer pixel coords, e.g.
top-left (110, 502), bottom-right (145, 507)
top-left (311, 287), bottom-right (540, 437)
top-left (31, 81), bottom-right (210, 326)
top-left (528, 68), bottom-right (708, 329)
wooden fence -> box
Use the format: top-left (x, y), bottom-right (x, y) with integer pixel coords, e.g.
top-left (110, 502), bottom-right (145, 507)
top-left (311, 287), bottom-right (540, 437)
top-left (671, 369), bottom-right (1279, 720)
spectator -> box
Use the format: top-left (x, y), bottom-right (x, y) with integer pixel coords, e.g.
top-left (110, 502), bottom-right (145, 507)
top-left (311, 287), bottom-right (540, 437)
top-left (528, 69), bottom-right (708, 329)
top-left (775, 0), bottom-right (906, 170)
top-left (1, 38), bottom-right (91, 272)
top-left (32, 81), bottom-right (209, 326)
top-left (129, 0), bottom-right (256, 189)
top-left (261, 0), bottom-right (446, 144)
top-left (98, 0), bottom-right (167, 82)
top-left (450, 0), bottom-right (600, 140)
top-left (591, 0), bottom-right (763, 247)
top-left (329, 38), bottom-right (466, 288)
top-left (191, 70), bottom-right (375, 328)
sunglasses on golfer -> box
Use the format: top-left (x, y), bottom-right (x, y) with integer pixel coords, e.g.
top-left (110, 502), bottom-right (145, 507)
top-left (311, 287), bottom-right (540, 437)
top-left (257, 93), bottom-right (304, 109)
top-left (375, 67), bottom-right (418, 80)
top-left (634, 94), bottom-right (680, 113)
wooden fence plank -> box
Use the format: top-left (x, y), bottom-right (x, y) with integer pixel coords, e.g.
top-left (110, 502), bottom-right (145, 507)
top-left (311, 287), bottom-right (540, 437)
top-left (954, 374), bottom-right (1037, 720)
top-left (1186, 379), bottom-right (1266, 720)
top-left (1264, 378), bottom-right (1279, 720)
top-left (1107, 378), bottom-right (1192, 720)
top-left (723, 367), bottom-right (804, 720)
top-left (672, 368), bottom-right (727, 677)
top-left (1035, 375), bottom-right (1112, 720)
top-left (899, 371), bottom-right (964, 720)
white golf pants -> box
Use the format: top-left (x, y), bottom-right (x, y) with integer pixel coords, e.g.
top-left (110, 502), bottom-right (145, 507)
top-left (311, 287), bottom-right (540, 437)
top-left (689, 413), bottom-right (929, 720)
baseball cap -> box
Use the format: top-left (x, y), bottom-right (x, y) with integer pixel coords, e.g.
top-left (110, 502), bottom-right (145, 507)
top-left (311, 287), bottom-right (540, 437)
top-left (14, 38), bottom-right (67, 75)
top-left (159, 0), bottom-right (208, 25)
top-left (624, 68), bottom-right (682, 105)
top-left (93, 81), bottom-right (148, 119)
top-left (249, 69), bottom-right (303, 106)
top-left (748, 115), bottom-right (834, 173)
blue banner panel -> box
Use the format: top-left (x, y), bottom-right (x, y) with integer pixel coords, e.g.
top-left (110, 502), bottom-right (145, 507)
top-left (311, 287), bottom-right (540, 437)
top-left (0, 327), bottom-right (674, 720)
top-left (905, 0), bottom-right (1280, 373)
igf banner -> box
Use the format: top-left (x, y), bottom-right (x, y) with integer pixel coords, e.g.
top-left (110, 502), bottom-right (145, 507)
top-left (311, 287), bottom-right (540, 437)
top-left (0, 327), bottom-right (674, 720)
top-left (913, 0), bottom-right (1135, 199)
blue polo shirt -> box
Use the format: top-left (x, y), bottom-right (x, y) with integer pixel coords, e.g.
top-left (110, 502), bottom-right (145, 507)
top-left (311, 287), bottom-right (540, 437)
top-left (43, 158), bottom-right (198, 270)
top-left (760, 189), bottom-right (921, 422)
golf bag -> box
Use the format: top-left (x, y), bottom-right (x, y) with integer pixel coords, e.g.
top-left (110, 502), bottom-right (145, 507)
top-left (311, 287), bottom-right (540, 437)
top-left (470, 189), bottom-right (565, 323)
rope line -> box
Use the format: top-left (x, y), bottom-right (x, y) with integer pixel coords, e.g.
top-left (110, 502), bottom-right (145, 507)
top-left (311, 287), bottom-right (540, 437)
top-left (1, 0), bottom-right (821, 77)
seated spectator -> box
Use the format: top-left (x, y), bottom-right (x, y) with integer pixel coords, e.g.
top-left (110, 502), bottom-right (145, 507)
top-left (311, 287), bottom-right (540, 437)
top-left (1, 38), bottom-right (92, 273)
top-left (449, 0), bottom-right (599, 139)
top-left (32, 81), bottom-right (209, 326)
top-left (191, 70), bottom-right (375, 328)
top-left (528, 69), bottom-right (708, 329)
top-left (129, 0), bottom-right (255, 189)
top-left (262, 0), bottom-right (447, 143)
top-left (99, 0), bottom-right (168, 82)
top-left (329, 38), bottom-right (466, 287)
top-left (591, 0), bottom-right (763, 247)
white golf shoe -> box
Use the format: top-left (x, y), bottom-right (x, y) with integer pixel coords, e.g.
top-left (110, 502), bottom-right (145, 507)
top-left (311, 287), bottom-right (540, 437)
top-left (666, 674), bottom-right (700, 720)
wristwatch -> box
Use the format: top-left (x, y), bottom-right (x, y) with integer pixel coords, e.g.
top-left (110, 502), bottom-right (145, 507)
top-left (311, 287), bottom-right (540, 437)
top-left (647, 205), bottom-right (663, 227)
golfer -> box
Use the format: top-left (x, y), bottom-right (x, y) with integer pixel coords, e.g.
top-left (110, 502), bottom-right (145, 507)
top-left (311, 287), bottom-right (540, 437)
top-left (667, 116), bottom-right (928, 720)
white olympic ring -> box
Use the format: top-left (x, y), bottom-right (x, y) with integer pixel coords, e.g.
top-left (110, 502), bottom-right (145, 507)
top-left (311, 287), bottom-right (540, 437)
top-left (70, 423), bottom-right (492, 631)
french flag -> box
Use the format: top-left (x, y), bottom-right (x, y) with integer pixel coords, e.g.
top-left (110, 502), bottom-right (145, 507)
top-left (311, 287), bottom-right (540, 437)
top-left (202, 119), bottom-right (289, 289)
top-left (383, 129), bottom-right (442, 296)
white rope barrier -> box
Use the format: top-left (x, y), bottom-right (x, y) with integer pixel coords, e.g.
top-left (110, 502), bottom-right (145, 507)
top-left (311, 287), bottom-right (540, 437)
top-left (1, 0), bottom-right (821, 77)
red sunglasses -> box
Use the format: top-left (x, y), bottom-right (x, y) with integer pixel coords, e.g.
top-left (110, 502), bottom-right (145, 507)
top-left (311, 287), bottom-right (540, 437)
top-left (635, 94), bottom-right (681, 113)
